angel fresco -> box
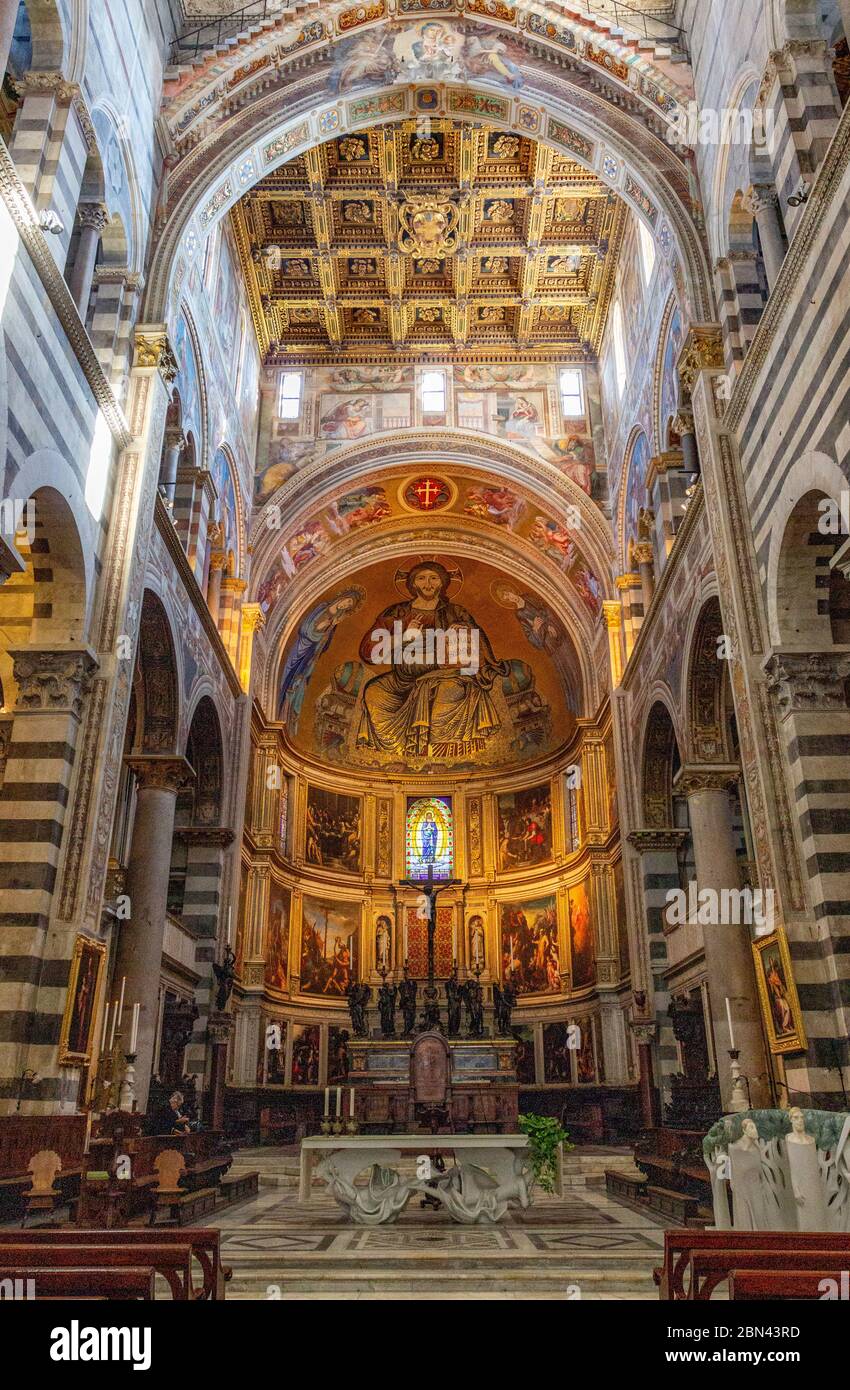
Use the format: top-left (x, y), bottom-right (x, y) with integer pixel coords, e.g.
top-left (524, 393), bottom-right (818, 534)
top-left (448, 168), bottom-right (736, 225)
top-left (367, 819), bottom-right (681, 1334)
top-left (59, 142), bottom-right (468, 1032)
top-left (328, 22), bottom-right (525, 96)
top-left (277, 588), bottom-right (365, 728)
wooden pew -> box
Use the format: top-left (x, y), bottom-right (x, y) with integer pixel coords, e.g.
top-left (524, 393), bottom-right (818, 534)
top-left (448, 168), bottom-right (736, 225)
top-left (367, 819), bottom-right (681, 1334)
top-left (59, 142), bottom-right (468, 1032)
top-left (654, 1228), bottom-right (850, 1300)
top-left (0, 1116), bottom-right (88, 1218)
top-left (0, 1227), bottom-right (229, 1300)
top-left (0, 1243), bottom-right (192, 1300)
top-left (730, 1270), bottom-right (847, 1300)
top-left (691, 1248), bottom-right (850, 1301)
top-left (0, 1265), bottom-right (156, 1301)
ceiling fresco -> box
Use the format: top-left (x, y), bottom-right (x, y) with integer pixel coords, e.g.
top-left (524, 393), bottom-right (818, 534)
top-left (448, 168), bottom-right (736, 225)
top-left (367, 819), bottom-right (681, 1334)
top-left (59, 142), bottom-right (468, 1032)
top-left (273, 554), bottom-right (581, 774)
top-left (230, 119), bottom-right (627, 362)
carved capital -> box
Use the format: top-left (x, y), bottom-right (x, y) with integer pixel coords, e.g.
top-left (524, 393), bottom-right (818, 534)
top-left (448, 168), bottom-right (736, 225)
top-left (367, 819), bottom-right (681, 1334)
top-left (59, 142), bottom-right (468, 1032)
top-left (207, 1010), bottom-right (235, 1046)
top-left (615, 572), bottom-right (642, 591)
top-left (632, 542), bottom-right (655, 566)
top-left (134, 327), bottom-right (179, 386)
top-left (647, 448), bottom-right (686, 480)
top-left (677, 324), bottom-right (725, 396)
top-left (602, 599), bottom-right (621, 631)
top-left (10, 645), bottom-right (98, 719)
top-left (627, 829), bottom-right (689, 855)
top-left (764, 650), bottom-right (850, 715)
top-left (749, 183), bottom-right (779, 217)
top-left (125, 754), bottom-right (195, 794)
top-left (630, 1021), bottom-right (657, 1046)
top-left (78, 201), bottom-right (110, 233)
top-left (675, 764), bottom-right (740, 798)
top-left (240, 602), bottom-right (266, 635)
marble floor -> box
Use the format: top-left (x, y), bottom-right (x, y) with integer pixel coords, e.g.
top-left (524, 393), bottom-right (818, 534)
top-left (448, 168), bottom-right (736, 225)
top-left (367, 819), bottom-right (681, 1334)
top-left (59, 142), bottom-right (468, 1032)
top-left (211, 1151), bottom-right (667, 1300)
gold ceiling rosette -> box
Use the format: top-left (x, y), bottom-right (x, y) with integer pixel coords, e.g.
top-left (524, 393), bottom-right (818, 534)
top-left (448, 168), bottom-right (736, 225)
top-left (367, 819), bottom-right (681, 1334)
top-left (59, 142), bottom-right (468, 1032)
top-left (397, 193), bottom-right (460, 258)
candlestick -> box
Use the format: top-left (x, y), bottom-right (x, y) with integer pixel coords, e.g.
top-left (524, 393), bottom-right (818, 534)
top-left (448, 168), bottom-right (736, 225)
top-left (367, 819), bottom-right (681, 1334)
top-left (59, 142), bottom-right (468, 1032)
top-left (101, 1001), bottom-right (111, 1055)
top-left (130, 1002), bottom-right (140, 1053)
top-left (725, 996), bottom-right (736, 1052)
top-left (728, 1049), bottom-right (748, 1113)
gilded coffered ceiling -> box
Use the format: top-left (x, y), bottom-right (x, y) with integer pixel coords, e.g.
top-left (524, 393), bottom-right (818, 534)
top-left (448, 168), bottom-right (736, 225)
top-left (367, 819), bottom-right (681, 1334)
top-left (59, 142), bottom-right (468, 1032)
top-left (230, 121), bottom-right (628, 364)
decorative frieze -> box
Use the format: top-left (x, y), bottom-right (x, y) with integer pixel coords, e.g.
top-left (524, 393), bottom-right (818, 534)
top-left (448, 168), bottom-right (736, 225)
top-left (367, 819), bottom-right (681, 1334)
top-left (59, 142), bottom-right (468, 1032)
top-left (626, 829), bottom-right (689, 855)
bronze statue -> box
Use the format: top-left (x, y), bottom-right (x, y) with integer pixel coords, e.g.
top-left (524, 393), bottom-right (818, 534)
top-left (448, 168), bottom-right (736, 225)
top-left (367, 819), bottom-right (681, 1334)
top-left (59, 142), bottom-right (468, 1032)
top-left (493, 979), bottom-right (517, 1036)
top-left (445, 966), bottom-right (462, 1036)
top-left (346, 980), bottom-right (371, 1037)
top-left (378, 981), bottom-right (397, 1037)
top-left (462, 977), bottom-right (485, 1037)
top-left (398, 970), bottom-right (417, 1036)
top-left (212, 946), bottom-right (236, 1012)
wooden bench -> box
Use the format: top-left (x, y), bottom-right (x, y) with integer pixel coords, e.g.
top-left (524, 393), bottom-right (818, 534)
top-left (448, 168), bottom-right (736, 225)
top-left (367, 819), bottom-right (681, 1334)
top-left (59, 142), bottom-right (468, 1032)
top-left (219, 1171), bottom-right (259, 1204)
top-left (0, 1242), bottom-right (192, 1300)
top-left (605, 1169), bottom-right (647, 1203)
top-left (730, 1270), bottom-right (845, 1300)
top-left (691, 1248), bottom-right (850, 1301)
top-left (0, 1227), bottom-right (229, 1300)
top-left (176, 1187), bottom-right (218, 1226)
top-left (654, 1228), bottom-right (850, 1300)
top-left (0, 1265), bottom-right (156, 1301)
top-left (646, 1184), bottom-right (700, 1223)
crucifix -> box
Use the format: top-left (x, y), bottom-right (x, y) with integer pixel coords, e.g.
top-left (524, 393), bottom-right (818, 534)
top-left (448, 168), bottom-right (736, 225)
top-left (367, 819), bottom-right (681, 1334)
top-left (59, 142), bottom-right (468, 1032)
top-left (400, 863), bottom-right (460, 1028)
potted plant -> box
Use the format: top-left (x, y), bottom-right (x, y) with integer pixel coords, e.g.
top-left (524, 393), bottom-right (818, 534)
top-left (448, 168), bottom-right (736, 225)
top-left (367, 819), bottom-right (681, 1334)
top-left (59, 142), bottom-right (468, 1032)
top-left (518, 1113), bottom-right (573, 1194)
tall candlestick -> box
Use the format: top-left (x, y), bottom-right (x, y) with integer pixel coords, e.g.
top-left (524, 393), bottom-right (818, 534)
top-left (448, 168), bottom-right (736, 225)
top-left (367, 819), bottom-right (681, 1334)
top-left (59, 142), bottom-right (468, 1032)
top-left (101, 1002), bottom-right (111, 1055)
top-left (725, 996), bottom-right (736, 1052)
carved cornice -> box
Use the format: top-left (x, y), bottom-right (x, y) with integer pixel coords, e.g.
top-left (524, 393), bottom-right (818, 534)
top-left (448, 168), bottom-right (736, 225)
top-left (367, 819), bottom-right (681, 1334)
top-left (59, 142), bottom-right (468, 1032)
top-left (178, 826), bottom-right (236, 848)
top-left (125, 754), bottom-right (195, 793)
top-left (0, 142), bottom-right (131, 447)
top-left (10, 645), bottom-right (98, 719)
top-left (626, 828), bottom-right (689, 854)
top-left (763, 649), bottom-right (850, 715)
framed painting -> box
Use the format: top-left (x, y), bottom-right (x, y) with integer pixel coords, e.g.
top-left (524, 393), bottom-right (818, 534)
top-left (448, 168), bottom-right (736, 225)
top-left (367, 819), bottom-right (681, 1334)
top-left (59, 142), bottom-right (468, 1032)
top-left (59, 935), bottom-right (107, 1064)
top-left (752, 929), bottom-right (807, 1055)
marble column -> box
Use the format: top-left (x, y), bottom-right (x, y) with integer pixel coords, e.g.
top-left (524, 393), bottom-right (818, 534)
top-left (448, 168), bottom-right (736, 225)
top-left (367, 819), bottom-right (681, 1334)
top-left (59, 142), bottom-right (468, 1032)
top-left (159, 427), bottom-right (185, 511)
top-left (673, 410), bottom-right (700, 476)
top-left (68, 203), bottom-right (109, 317)
top-left (677, 765), bottom-right (768, 1108)
top-left (206, 547), bottom-right (226, 624)
top-left (631, 1021), bottom-right (660, 1128)
top-left (206, 1013), bottom-right (234, 1131)
top-left (633, 542), bottom-right (656, 612)
top-left (750, 186), bottom-right (786, 290)
top-left (111, 755), bottom-right (195, 1111)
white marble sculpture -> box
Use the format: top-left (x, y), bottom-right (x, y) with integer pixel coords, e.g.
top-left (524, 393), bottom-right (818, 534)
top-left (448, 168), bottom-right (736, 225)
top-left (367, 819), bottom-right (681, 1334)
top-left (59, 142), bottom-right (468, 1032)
top-left (314, 1149), bottom-right (413, 1225)
top-left (427, 1149), bottom-right (533, 1224)
top-left (786, 1107), bottom-right (829, 1230)
top-left (729, 1120), bottom-right (774, 1230)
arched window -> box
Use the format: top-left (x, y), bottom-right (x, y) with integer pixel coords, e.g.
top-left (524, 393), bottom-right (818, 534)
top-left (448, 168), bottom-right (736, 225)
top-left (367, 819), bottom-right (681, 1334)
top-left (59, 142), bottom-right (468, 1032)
top-left (405, 796), bottom-right (453, 880)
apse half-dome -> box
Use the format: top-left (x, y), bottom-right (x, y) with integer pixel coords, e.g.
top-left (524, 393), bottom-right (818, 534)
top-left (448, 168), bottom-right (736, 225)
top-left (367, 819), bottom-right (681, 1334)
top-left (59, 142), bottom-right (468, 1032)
top-left (274, 555), bottom-right (581, 773)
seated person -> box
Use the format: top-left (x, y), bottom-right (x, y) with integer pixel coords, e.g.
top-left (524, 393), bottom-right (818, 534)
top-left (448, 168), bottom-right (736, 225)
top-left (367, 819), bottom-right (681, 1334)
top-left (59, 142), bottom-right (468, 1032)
top-left (151, 1089), bottom-right (193, 1136)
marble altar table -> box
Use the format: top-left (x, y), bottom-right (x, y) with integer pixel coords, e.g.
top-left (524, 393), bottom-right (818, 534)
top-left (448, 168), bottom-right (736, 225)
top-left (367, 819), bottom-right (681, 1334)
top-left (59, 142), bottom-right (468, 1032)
top-left (299, 1133), bottom-right (556, 1225)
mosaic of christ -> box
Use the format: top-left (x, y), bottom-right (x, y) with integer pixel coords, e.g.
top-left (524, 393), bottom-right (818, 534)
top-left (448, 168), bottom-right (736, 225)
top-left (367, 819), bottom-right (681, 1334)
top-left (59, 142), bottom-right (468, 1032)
top-left (276, 557), bottom-right (576, 772)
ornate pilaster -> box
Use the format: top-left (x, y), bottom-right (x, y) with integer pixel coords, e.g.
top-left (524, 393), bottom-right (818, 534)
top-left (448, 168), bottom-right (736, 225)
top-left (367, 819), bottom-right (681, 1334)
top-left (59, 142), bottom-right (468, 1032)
top-left (239, 602), bottom-right (265, 693)
top-left (602, 599), bottom-right (623, 686)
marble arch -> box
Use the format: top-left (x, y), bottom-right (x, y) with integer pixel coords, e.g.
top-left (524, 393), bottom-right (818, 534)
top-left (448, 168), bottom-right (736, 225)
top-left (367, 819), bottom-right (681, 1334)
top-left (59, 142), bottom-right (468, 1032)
top-left (765, 450), bottom-right (849, 647)
top-left (142, 14), bottom-right (713, 327)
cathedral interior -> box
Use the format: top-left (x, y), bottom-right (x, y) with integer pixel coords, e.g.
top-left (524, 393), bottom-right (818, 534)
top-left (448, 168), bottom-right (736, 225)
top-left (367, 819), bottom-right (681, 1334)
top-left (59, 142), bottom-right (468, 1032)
top-left (1, 0), bottom-right (850, 1317)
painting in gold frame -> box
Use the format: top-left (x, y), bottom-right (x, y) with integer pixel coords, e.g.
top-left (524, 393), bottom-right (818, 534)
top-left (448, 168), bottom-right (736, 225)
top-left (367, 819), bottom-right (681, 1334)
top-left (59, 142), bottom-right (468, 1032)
top-left (59, 935), bottom-right (107, 1064)
top-left (752, 928), bottom-right (806, 1056)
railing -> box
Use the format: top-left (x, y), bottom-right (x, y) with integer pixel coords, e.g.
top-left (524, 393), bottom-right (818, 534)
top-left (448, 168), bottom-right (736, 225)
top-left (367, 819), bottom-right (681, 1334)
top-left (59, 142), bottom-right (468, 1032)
top-left (169, 0), bottom-right (688, 67)
top-left (169, 1), bottom-right (294, 65)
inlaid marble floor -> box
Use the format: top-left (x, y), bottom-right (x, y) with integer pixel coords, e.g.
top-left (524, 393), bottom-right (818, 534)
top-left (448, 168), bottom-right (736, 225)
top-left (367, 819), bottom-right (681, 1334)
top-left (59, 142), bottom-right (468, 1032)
top-left (211, 1178), bottom-right (667, 1300)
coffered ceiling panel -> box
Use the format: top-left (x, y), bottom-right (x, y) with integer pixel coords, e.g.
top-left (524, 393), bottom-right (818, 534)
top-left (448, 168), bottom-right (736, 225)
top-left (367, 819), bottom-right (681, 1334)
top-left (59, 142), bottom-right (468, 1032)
top-left (230, 120), bottom-right (628, 364)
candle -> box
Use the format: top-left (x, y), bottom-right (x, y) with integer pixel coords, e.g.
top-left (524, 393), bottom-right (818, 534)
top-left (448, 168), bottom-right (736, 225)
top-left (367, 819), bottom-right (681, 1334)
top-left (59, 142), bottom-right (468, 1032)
top-left (108, 998), bottom-right (119, 1051)
top-left (324, 1087), bottom-right (329, 1117)
top-left (336, 1086), bottom-right (342, 1118)
top-left (725, 997), bottom-right (736, 1052)
top-left (84, 1108), bottom-right (92, 1155)
top-left (130, 1002), bottom-right (140, 1053)
top-left (117, 975), bottom-right (126, 1035)
top-left (101, 1002), bottom-right (111, 1055)
top-left (349, 1087), bottom-right (355, 1119)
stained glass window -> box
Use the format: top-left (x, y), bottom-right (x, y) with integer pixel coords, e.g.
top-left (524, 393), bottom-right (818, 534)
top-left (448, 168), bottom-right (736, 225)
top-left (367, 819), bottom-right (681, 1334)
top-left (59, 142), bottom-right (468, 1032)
top-left (405, 796), bottom-right (453, 880)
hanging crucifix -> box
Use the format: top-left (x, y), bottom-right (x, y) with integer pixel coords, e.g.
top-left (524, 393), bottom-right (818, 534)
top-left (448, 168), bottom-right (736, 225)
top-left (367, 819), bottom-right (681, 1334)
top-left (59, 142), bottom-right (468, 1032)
top-left (400, 863), bottom-right (461, 1027)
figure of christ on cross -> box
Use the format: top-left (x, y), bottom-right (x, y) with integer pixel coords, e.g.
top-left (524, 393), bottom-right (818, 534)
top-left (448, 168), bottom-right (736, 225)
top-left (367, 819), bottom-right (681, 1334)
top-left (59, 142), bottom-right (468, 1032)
top-left (400, 863), bottom-right (461, 1020)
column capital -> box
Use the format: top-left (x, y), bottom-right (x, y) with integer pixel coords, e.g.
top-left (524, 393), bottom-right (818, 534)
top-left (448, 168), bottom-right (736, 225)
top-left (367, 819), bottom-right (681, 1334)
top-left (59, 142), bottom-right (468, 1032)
top-left (125, 754), bottom-right (195, 793)
top-left (221, 576), bottom-right (248, 596)
top-left (77, 201), bottom-right (109, 233)
top-left (749, 183), bottom-right (779, 215)
top-left (632, 542), bottom-right (655, 567)
top-left (674, 763), bottom-right (740, 798)
top-left (9, 644), bottom-right (98, 719)
top-left (627, 828), bottom-right (689, 855)
top-left (615, 572), bottom-right (642, 591)
top-left (240, 602), bottom-right (266, 635)
top-left (763, 649), bottom-right (850, 715)
top-left (602, 599), bottom-right (621, 630)
top-left (178, 826), bottom-right (235, 849)
top-left (630, 1021), bottom-right (658, 1046)
top-left (134, 325), bottom-right (179, 386)
top-left (677, 323), bottom-right (725, 396)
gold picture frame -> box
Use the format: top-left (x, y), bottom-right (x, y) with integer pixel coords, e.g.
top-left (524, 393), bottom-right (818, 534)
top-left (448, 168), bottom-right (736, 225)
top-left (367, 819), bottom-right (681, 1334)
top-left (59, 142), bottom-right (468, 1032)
top-left (752, 928), bottom-right (807, 1056)
top-left (58, 935), bottom-right (107, 1065)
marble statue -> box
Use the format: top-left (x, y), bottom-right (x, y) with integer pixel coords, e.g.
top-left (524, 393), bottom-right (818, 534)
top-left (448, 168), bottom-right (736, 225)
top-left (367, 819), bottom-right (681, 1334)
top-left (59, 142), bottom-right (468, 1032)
top-left (728, 1119), bottom-right (773, 1230)
top-left (426, 1150), bottom-right (533, 1224)
top-left (314, 1149), bottom-right (413, 1224)
top-left (786, 1106), bottom-right (828, 1230)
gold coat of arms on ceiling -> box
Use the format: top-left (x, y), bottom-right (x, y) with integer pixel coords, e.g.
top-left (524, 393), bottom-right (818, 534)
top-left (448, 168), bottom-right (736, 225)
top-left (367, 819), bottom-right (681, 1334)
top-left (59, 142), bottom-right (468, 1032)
top-left (397, 195), bottom-right (460, 257)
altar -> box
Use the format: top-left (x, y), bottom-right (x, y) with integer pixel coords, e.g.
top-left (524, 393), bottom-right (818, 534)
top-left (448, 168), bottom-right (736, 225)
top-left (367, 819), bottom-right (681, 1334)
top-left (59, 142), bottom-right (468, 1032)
top-left (347, 1035), bottom-right (520, 1133)
top-left (300, 1133), bottom-right (554, 1224)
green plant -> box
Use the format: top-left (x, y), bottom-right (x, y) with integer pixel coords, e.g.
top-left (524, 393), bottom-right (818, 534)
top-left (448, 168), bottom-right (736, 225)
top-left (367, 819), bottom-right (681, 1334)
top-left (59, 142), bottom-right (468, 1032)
top-left (518, 1113), bottom-right (573, 1194)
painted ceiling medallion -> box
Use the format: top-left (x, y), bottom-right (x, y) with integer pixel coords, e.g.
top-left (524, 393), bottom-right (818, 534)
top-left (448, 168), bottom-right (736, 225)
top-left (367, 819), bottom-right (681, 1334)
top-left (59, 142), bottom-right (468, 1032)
top-left (397, 195), bottom-right (460, 258)
top-left (400, 475), bottom-right (454, 512)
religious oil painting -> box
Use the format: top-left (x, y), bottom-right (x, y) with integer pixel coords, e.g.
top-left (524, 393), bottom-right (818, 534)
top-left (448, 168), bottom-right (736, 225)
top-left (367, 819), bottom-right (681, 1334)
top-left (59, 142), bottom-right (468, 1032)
top-left (264, 884), bottom-right (291, 994)
top-left (577, 1019), bottom-right (596, 1083)
top-left (305, 786), bottom-right (362, 874)
top-left (328, 1026), bottom-right (351, 1083)
top-left (59, 936), bottom-right (106, 1064)
top-left (512, 1025), bottom-right (537, 1085)
top-left (290, 1025), bottom-right (320, 1086)
top-left (300, 896), bottom-right (360, 997)
top-left (405, 796), bottom-right (453, 880)
top-left (543, 1021), bottom-right (576, 1083)
top-left (264, 1019), bottom-right (286, 1086)
top-left (500, 895), bottom-right (560, 995)
top-left (497, 782), bottom-right (552, 869)
top-left (568, 877), bottom-right (595, 989)
top-left (752, 929), bottom-right (807, 1055)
